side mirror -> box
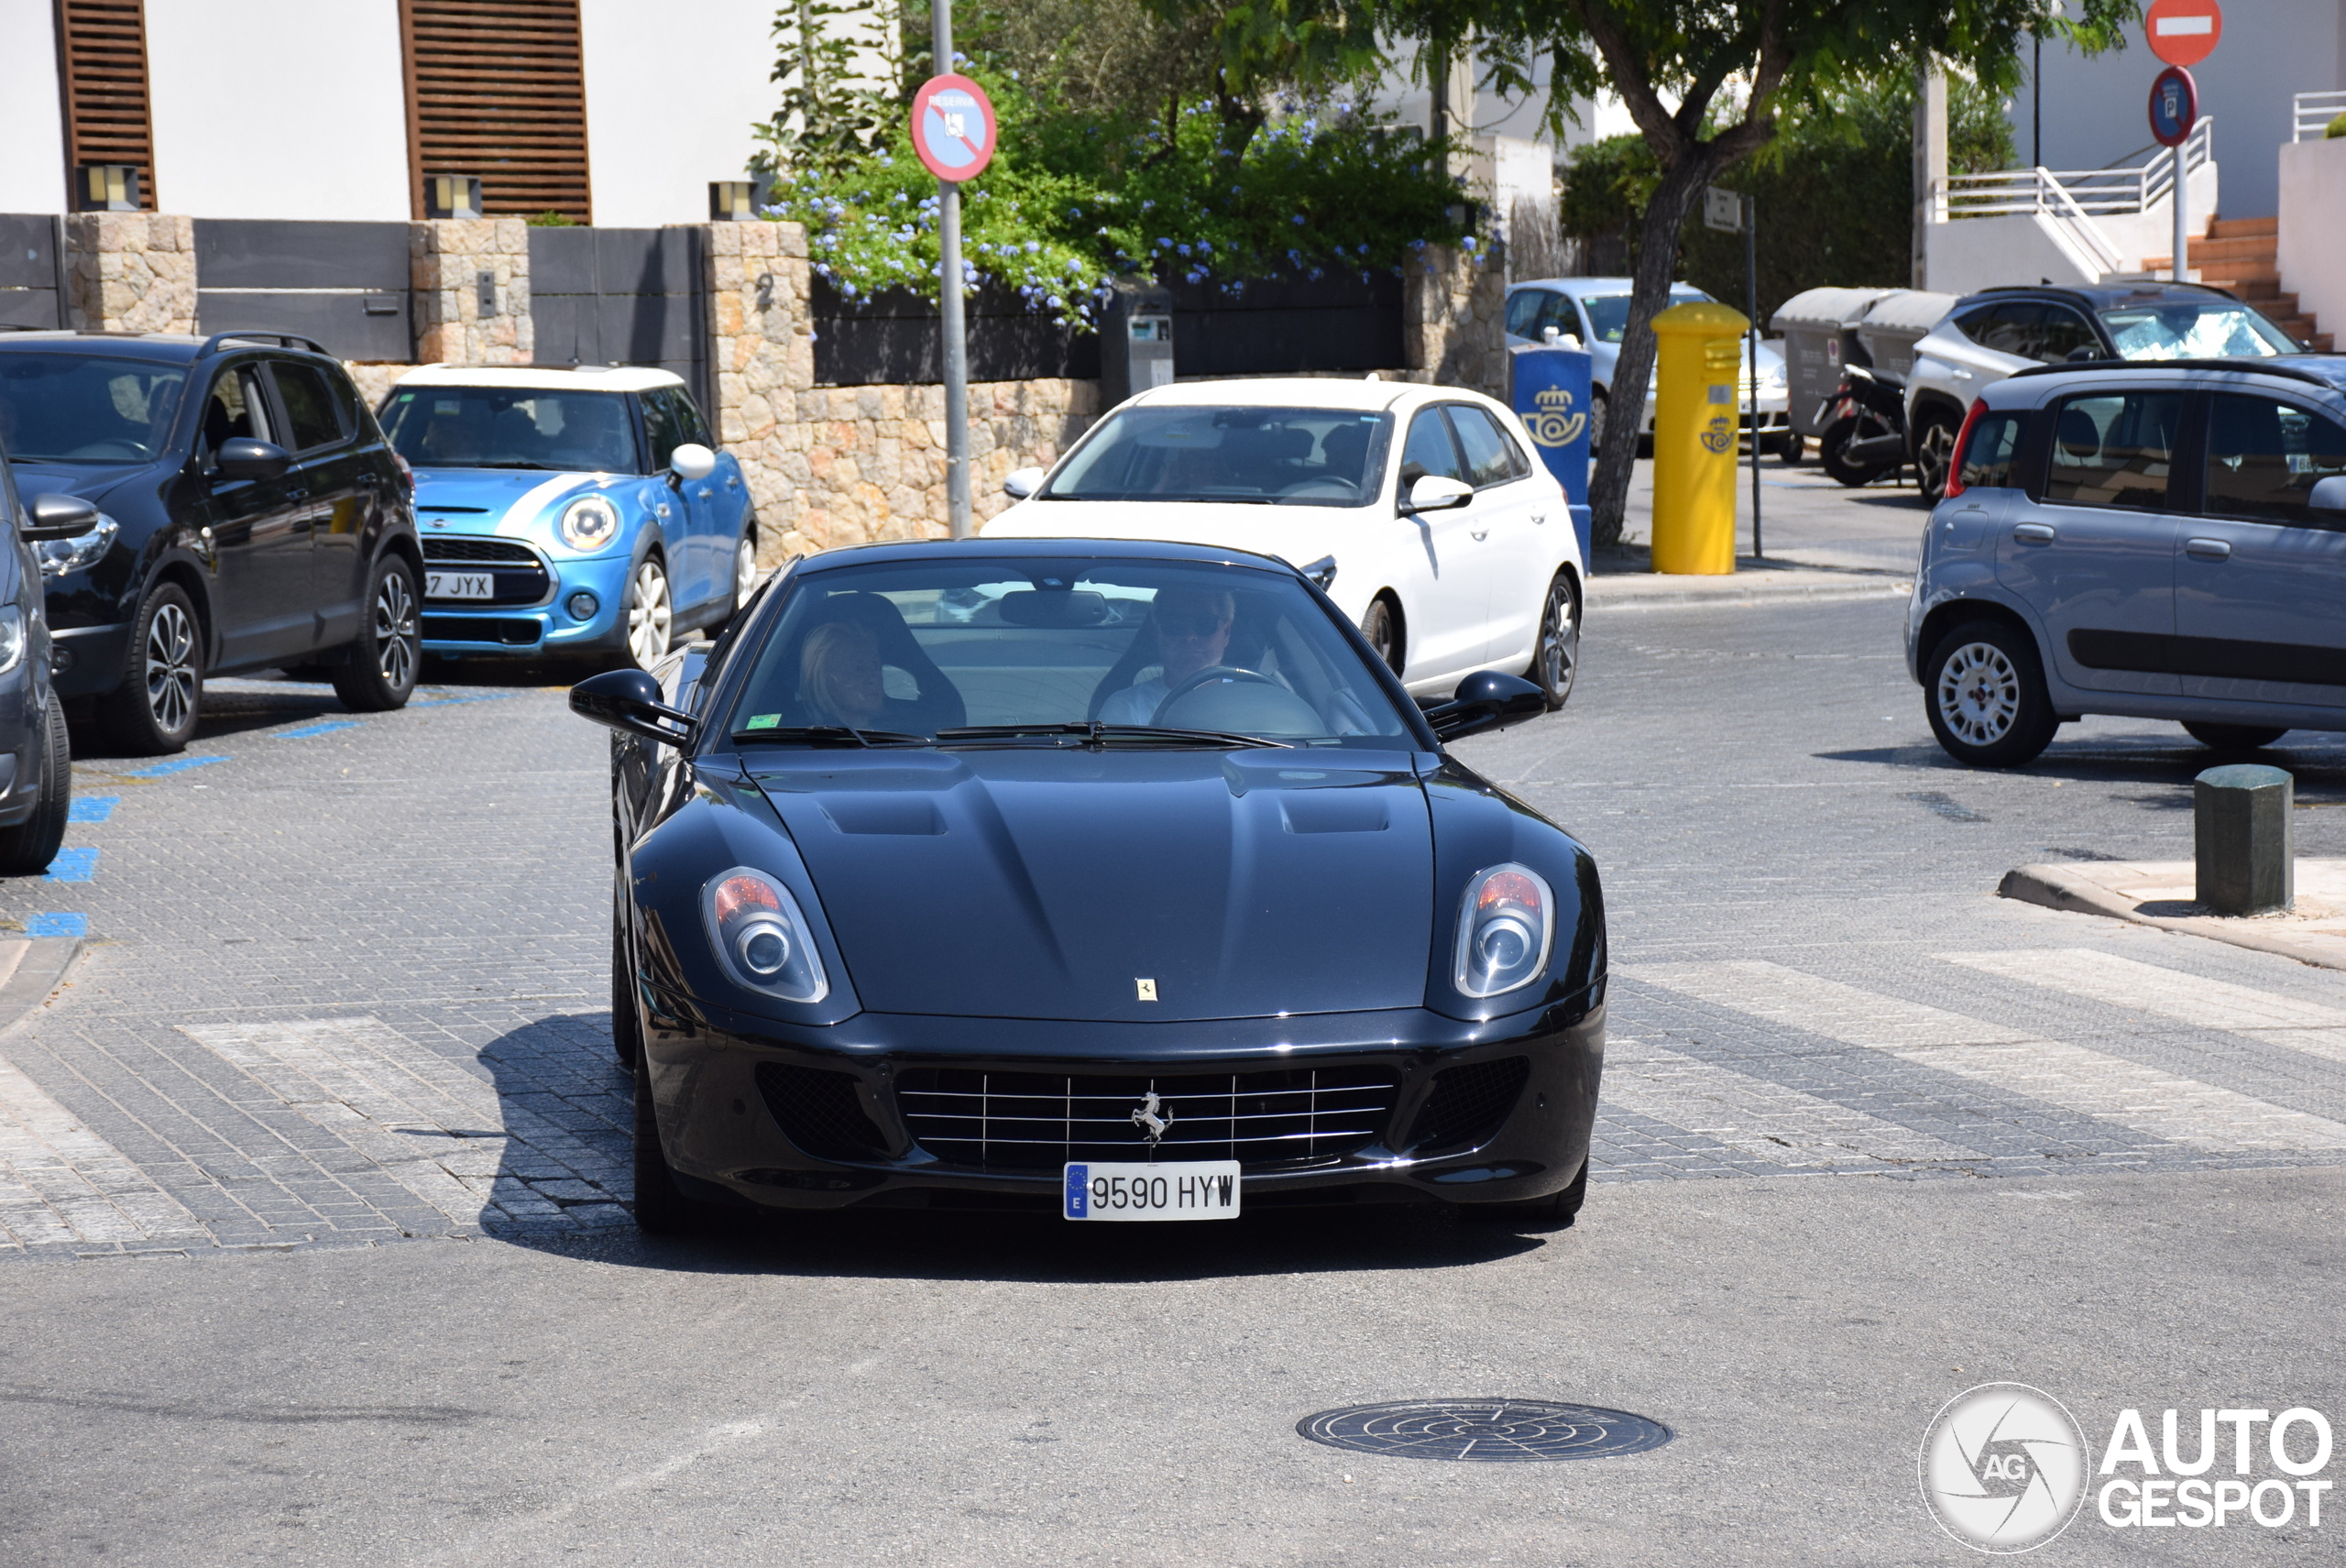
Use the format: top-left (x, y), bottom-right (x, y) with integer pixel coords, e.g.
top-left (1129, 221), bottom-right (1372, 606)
top-left (20, 493), bottom-right (100, 542)
top-left (2312, 476), bottom-right (2346, 515)
top-left (669, 443), bottom-right (718, 483)
top-left (214, 437), bottom-right (291, 482)
top-left (569, 667), bottom-right (697, 747)
top-left (1423, 670), bottom-right (1546, 741)
top-left (1399, 474), bottom-right (1474, 516)
top-left (1003, 466), bottom-right (1047, 500)
top-left (2064, 345), bottom-right (2105, 363)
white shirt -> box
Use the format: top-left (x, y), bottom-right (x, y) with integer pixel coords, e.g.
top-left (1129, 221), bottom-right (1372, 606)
top-left (1096, 677), bottom-right (1170, 727)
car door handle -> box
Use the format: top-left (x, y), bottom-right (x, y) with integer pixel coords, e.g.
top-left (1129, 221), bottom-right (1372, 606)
top-left (2186, 537), bottom-right (2232, 561)
top-left (2012, 523), bottom-right (2055, 543)
top-left (1470, 529), bottom-right (1489, 541)
top-left (696, 488), bottom-right (712, 500)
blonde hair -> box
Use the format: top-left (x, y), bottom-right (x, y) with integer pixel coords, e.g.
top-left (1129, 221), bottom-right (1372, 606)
top-left (798, 620), bottom-right (880, 720)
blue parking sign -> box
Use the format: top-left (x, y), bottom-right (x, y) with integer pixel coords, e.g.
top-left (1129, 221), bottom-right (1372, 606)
top-left (1510, 343), bottom-right (1595, 564)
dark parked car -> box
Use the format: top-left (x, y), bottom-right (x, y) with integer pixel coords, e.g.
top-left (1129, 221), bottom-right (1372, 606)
top-left (0, 331), bottom-right (424, 753)
top-left (574, 538), bottom-right (1606, 1234)
top-left (0, 434), bottom-right (106, 872)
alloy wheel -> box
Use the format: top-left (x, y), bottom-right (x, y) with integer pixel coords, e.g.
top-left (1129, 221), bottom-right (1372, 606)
top-left (1916, 418), bottom-right (1957, 501)
top-left (1935, 641), bottom-right (2020, 746)
top-left (628, 558), bottom-right (673, 667)
top-left (372, 570), bottom-right (417, 689)
top-left (1537, 577), bottom-right (1580, 706)
top-left (735, 537), bottom-right (760, 608)
top-left (144, 600), bottom-right (198, 736)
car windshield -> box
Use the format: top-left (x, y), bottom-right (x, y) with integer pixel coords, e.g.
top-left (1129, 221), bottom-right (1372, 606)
top-left (0, 353), bottom-right (187, 464)
top-left (2098, 302), bottom-right (2296, 360)
top-left (379, 387), bottom-right (639, 472)
top-left (1039, 405), bottom-right (1392, 507)
top-left (727, 558), bottom-right (1415, 749)
top-left (1578, 287), bottom-right (1710, 344)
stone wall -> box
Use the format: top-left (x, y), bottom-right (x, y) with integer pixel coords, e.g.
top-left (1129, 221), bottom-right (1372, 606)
top-left (62, 213), bottom-right (196, 334)
top-left (411, 219), bottom-right (533, 367)
top-left (1401, 241), bottom-right (1507, 398)
top-left (704, 221), bottom-right (816, 567)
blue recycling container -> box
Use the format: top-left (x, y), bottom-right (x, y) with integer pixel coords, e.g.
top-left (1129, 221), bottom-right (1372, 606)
top-left (1509, 343), bottom-right (1595, 565)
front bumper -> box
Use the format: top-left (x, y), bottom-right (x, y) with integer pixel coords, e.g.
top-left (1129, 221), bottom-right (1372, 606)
top-left (642, 992), bottom-right (1606, 1213)
top-left (420, 547), bottom-right (635, 656)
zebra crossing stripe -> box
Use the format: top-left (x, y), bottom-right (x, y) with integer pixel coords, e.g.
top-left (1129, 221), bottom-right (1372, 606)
top-left (1941, 950), bottom-right (2346, 1068)
top-left (1627, 960), bottom-right (2346, 1154)
top-left (1602, 1036), bottom-right (1979, 1168)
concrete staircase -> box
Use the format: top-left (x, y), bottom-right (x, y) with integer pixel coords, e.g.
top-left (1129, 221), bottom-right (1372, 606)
top-left (2153, 217), bottom-right (2333, 350)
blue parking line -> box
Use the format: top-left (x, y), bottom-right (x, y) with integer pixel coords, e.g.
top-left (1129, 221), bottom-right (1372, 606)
top-left (44, 848), bottom-right (98, 883)
top-left (26, 912), bottom-right (88, 938)
top-left (411, 693), bottom-right (516, 708)
top-left (124, 755), bottom-right (230, 778)
top-left (279, 721), bottom-right (360, 739)
top-left (68, 796), bottom-right (117, 823)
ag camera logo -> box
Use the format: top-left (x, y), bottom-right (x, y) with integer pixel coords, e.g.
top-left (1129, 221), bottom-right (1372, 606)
top-left (1919, 1383), bottom-right (2090, 1552)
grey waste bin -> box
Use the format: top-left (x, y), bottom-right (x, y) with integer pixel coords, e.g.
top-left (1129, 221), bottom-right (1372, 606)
top-left (1770, 287), bottom-right (1891, 438)
top-left (1850, 290), bottom-right (1959, 380)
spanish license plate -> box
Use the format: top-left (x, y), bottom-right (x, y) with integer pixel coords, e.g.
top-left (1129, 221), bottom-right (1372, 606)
top-left (426, 571), bottom-right (493, 600)
top-left (1063, 1160), bottom-right (1241, 1222)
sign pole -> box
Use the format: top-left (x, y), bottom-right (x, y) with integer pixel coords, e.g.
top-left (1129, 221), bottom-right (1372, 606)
top-left (932, 0), bottom-right (970, 538)
top-left (2172, 137), bottom-right (2188, 283)
top-left (1744, 192), bottom-right (1762, 562)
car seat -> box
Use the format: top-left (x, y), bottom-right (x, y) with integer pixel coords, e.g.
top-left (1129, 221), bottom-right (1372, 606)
top-left (789, 591), bottom-right (966, 731)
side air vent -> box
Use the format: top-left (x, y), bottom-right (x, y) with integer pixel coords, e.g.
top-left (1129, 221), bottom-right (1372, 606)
top-left (1406, 1058), bottom-right (1529, 1155)
top-left (754, 1063), bottom-right (891, 1161)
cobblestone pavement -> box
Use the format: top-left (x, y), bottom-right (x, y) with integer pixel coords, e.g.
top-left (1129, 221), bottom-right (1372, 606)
top-left (2, 592), bottom-right (2344, 1258)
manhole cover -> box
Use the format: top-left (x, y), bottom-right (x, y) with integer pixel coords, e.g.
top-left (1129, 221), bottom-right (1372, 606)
top-left (1297, 1399), bottom-right (1672, 1463)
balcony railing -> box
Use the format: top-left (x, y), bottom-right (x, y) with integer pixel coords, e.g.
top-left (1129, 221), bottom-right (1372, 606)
top-left (2295, 90), bottom-right (2346, 143)
top-left (1934, 117), bottom-right (2212, 220)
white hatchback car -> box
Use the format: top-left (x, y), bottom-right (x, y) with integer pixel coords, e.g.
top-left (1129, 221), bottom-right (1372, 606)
top-left (982, 378), bottom-right (1584, 708)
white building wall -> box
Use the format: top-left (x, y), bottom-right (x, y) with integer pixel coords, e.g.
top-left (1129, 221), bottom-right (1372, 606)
top-left (2279, 137), bottom-right (2346, 335)
top-left (144, 0), bottom-right (411, 221)
top-left (0, 0), bottom-right (68, 214)
top-left (581, 0), bottom-right (788, 227)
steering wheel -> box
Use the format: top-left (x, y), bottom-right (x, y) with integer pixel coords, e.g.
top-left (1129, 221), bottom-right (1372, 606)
top-left (1150, 665), bottom-right (1279, 725)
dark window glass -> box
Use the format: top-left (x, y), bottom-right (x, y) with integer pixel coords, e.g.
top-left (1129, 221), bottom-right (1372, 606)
top-left (1447, 406), bottom-right (1528, 487)
top-left (0, 353), bottom-right (186, 464)
top-left (270, 362), bottom-right (346, 451)
top-left (2204, 394), bottom-right (2346, 526)
top-left (379, 387), bottom-right (638, 473)
top-left (1535, 294), bottom-right (1582, 341)
top-left (1505, 291), bottom-right (1551, 338)
top-left (1043, 405), bottom-right (1392, 507)
top-left (640, 389), bottom-right (685, 472)
top-left (1957, 411), bottom-right (2024, 489)
top-left (199, 366), bottom-right (274, 465)
top-left (670, 388), bottom-right (713, 447)
top-left (2044, 391), bottom-right (2184, 510)
top-left (2035, 308), bottom-right (2100, 365)
top-left (1400, 409), bottom-right (1464, 482)
top-left (1966, 302), bottom-right (2045, 359)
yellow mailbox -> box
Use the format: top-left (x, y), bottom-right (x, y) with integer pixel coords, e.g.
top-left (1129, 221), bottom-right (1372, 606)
top-left (1650, 300), bottom-right (1750, 575)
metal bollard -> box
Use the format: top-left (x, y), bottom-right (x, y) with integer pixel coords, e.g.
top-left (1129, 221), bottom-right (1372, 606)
top-left (2195, 764), bottom-right (2294, 916)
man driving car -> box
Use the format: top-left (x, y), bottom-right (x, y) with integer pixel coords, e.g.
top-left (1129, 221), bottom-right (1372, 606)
top-left (1096, 587), bottom-right (1235, 726)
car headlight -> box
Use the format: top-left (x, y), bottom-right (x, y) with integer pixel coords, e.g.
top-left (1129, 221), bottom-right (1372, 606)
top-left (0, 606), bottom-right (22, 676)
top-left (704, 867), bottom-right (829, 1003)
top-left (559, 495), bottom-right (621, 552)
top-left (35, 512), bottom-right (117, 578)
top-left (1453, 863), bottom-right (1554, 999)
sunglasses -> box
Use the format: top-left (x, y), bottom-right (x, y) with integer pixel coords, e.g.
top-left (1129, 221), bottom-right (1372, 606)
top-left (1157, 613), bottom-right (1229, 638)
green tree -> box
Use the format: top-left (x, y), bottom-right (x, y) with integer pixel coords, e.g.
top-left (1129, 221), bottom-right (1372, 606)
top-left (1379, 0), bottom-right (2141, 544)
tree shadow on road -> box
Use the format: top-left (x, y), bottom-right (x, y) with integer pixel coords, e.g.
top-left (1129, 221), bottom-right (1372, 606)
top-left (468, 1015), bottom-right (1552, 1287)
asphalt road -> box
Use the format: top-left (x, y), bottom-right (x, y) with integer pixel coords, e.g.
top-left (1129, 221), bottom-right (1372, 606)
top-left (4, 573), bottom-right (2343, 1564)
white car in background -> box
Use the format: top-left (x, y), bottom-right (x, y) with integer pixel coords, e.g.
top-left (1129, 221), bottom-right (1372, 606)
top-left (1505, 276), bottom-right (1792, 449)
top-left (982, 378), bottom-right (1584, 709)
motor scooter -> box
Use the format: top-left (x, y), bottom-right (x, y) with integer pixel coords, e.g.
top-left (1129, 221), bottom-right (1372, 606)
top-left (1816, 364), bottom-right (1909, 488)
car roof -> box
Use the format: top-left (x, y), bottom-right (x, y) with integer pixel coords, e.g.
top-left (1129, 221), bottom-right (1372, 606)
top-left (792, 536), bottom-right (1306, 576)
top-left (1992, 354), bottom-right (2346, 400)
top-left (1128, 377), bottom-right (1417, 413)
top-left (1957, 281), bottom-right (2245, 313)
top-left (0, 330), bottom-right (211, 362)
top-left (391, 364), bottom-right (685, 393)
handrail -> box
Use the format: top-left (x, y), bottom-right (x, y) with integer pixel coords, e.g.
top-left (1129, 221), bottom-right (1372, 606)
top-left (2296, 90), bottom-right (2346, 143)
top-left (1937, 117), bottom-right (2211, 219)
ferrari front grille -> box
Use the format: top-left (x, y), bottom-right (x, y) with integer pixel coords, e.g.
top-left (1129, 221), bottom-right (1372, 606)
top-left (896, 1066), bottom-right (1400, 1173)
top-left (421, 537), bottom-right (541, 565)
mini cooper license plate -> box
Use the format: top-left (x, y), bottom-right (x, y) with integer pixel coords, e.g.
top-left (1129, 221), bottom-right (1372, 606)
top-left (426, 571), bottom-right (494, 600)
top-left (1063, 1161), bottom-right (1241, 1222)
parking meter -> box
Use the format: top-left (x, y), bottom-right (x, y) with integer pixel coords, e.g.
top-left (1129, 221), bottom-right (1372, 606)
top-left (1102, 280), bottom-right (1174, 407)
top-left (1650, 301), bottom-right (1749, 575)
top-left (1508, 342), bottom-right (1595, 567)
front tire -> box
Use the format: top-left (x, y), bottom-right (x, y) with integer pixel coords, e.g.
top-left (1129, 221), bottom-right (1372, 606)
top-left (99, 582), bottom-right (202, 755)
top-left (1914, 410), bottom-right (1961, 505)
top-left (1524, 571), bottom-right (1581, 711)
top-left (623, 554), bottom-right (673, 672)
top-left (1360, 595), bottom-right (1404, 674)
top-left (1818, 419), bottom-right (1886, 488)
top-left (2184, 721), bottom-right (2289, 751)
top-left (0, 697), bottom-right (71, 876)
top-left (611, 879), bottom-right (641, 1068)
top-left (1778, 433), bottom-right (1805, 466)
top-left (631, 1049), bottom-right (701, 1235)
top-left (1588, 388), bottom-right (1609, 452)
top-left (330, 555), bottom-right (420, 712)
top-left (727, 532), bottom-right (761, 623)
top-left (1924, 620), bottom-right (2059, 768)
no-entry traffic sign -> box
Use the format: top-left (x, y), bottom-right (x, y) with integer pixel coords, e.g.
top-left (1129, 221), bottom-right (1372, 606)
top-left (2145, 0), bottom-right (2222, 69)
top-left (911, 74), bottom-right (996, 182)
top-left (2149, 66), bottom-right (2198, 148)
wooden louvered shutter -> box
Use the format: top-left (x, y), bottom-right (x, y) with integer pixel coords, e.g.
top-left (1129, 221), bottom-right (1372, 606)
top-left (53, 0), bottom-right (158, 210)
top-left (400, 0), bottom-right (594, 225)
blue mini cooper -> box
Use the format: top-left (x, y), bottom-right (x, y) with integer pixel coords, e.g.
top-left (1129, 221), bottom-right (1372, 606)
top-left (378, 367), bottom-right (758, 667)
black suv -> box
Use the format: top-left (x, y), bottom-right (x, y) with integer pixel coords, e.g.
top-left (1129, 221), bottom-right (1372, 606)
top-left (0, 441), bottom-right (107, 872)
top-left (0, 332), bottom-right (423, 753)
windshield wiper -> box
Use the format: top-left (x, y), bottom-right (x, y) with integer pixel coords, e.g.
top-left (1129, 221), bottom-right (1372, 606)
top-left (934, 722), bottom-right (1291, 751)
top-left (729, 725), bottom-right (931, 747)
